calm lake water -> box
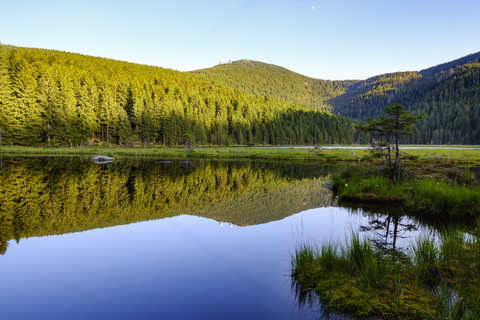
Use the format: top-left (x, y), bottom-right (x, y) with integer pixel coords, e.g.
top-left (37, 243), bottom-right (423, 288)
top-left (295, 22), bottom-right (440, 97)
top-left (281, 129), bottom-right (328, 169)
top-left (0, 157), bottom-right (433, 319)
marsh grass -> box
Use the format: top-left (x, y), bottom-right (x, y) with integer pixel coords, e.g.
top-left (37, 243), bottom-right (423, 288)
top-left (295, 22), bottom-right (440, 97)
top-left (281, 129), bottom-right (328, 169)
top-left (434, 285), bottom-right (467, 320)
top-left (404, 148), bottom-right (480, 164)
top-left (346, 234), bottom-right (374, 272)
top-left (2, 145), bottom-right (479, 163)
top-left (342, 174), bottom-right (405, 197)
top-left (291, 243), bottom-right (321, 306)
top-left (412, 235), bottom-right (440, 286)
top-left (440, 229), bottom-right (465, 263)
top-left (413, 180), bottom-right (480, 217)
top-left (292, 231), bottom-right (480, 319)
top-left (291, 243), bottom-right (318, 271)
top-left (319, 243), bottom-right (338, 272)
top-left (291, 235), bottom-right (436, 319)
top-left (1, 145), bottom-right (358, 161)
top-left (334, 164), bottom-right (480, 220)
top-left (346, 234), bottom-right (385, 288)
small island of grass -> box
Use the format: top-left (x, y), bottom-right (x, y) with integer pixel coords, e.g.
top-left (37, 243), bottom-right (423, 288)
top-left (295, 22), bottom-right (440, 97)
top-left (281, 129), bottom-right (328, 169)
top-left (292, 231), bottom-right (480, 319)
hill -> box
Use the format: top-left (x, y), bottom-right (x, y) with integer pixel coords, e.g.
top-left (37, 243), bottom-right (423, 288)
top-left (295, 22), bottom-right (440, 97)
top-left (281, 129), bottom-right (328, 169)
top-left (0, 45), bottom-right (356, 147)
top-left (193, 59), bottom-right (356, 111)
top-left (2, 44), bottom-right (479, 146)
top-left (196, 53), bottom-right (480, 145)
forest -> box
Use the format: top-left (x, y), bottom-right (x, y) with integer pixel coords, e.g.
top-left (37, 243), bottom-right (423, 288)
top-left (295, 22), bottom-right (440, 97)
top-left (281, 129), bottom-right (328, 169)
top-left (326, 53), bottom-right (480, 144)
top-left (0, 45), bottom-right (356, 147)
top-left (1, 44), bottom-right (479, 146)
top-left (197, 52), bottom-right (480, 145)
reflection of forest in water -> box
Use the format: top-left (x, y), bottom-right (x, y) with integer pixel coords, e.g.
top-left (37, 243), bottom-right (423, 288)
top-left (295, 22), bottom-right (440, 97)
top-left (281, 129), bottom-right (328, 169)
top-left (0, 157), bottom-right (335, 254)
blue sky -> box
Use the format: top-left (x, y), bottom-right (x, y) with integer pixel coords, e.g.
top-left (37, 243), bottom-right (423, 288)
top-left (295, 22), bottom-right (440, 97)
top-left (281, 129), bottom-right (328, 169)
top-left (1, 0), bottom-right (479, 80)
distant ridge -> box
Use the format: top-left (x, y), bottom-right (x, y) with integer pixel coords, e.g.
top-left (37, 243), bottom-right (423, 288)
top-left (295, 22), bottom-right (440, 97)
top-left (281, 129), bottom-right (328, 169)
top-left (328, 51), bottom-right (480, 144)
top-left (420, 51), bottom-right (480, 77)
top-left (195, 51), bottom-right (480, 144)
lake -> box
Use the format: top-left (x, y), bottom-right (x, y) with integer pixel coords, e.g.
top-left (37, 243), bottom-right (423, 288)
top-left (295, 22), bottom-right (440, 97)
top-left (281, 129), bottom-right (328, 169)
top-left (0, 157), bottom-right (433, 319)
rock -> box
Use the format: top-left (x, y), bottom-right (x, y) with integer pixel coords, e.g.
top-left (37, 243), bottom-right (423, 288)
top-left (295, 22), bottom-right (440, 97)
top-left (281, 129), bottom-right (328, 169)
top-left (92, 155), bottom-right (115, 164)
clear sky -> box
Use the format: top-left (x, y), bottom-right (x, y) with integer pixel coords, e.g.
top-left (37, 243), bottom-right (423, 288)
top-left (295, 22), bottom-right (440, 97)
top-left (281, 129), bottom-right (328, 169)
top-left (1, 0), bottom-right (479, 80)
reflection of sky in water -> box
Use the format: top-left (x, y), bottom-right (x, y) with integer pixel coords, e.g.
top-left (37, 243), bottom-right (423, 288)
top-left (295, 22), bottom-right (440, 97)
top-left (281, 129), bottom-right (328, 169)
top-left (0, 206), bottom-right (433, 320)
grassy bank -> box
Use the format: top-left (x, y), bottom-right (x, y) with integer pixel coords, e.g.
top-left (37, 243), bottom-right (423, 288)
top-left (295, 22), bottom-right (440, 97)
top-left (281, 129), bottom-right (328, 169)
top-left (291, 232), bottom-right (480, 319)
top-left (399, 148), bottom-right (480, 164)
top-left (0, 145), bottom-right (359, 161)
top-left (1, 145), bottom-right (480, 163)
top-left (333, 164), bottom-right (480, 221)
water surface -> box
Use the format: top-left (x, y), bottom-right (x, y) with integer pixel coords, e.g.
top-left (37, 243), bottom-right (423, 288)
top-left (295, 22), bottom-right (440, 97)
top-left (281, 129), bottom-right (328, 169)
top-left (0, 157), bottom-right (432, 319)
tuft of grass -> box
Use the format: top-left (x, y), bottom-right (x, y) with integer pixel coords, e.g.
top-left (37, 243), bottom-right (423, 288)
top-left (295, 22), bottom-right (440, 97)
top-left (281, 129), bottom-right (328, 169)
top-left (292, 231), bottom-right (480, 319)
top-left (346, 234), bottom-right (385, 288)
top-left (319, 243), bottom-right (338, 272)
top-left (291, 234), bottom-right (436, 319)
top-left (440, 228), bottom-right (465, 264)
top-left (347, 233), bottom-right (372, 272)
top-left (291, 243), bottom-right (322, 306)
top-left (334, 164), bottom-right (480, 221)
top-left (411, 235), bottom-right (440, 287)
top-left (334, 171), bottom-right (407, 205)
top-left (291, 243), bottom-right (318, 272)
top-left (434, 284), bottom-right (467, 320)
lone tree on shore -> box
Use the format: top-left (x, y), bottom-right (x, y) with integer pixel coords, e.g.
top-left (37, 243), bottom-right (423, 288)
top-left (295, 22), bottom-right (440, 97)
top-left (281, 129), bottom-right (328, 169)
top-left (356, 103), bottom-right (423, 179)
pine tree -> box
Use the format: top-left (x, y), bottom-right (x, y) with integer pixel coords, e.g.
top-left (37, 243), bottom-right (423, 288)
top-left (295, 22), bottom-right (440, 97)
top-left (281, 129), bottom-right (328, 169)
top-left (357, 104), bottom-right (423, 178)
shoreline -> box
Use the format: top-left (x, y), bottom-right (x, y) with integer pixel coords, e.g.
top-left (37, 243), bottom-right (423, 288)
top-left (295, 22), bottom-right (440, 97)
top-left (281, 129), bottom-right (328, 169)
top-left (1, 145), bottom-right (480, 164)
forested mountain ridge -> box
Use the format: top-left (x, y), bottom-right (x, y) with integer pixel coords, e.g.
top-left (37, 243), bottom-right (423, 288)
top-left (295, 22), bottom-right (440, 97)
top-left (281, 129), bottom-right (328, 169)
top-left (195, 52), bottom-right (480, 144)
top-left (193, 59), bottom-right (357, 111)
top-left (328, 52), bottom-right (480, 144)
top-left (0, 45), bottom-right (356, 146)
top-left (420, 51), bottom-right (480, 77)
top-left (1, 43), bottom-right (479, 146)
top-left (328, 71), bottom-right (423, 120)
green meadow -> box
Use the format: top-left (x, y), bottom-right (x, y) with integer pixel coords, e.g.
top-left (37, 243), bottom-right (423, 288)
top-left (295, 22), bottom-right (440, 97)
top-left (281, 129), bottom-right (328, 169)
top-left (1, 145), bottom-right (480, 163)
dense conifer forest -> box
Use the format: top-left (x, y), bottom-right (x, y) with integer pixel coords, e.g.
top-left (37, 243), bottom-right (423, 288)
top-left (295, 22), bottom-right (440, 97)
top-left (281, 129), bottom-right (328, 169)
top-left (197, 53), bottom-right (480, 145)
top-left (0, 45), bottom-right (355, 147)
top-left (328, 52), bottom-right (480, 144)
top-left (1, 44), bottom-right (479, 146)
